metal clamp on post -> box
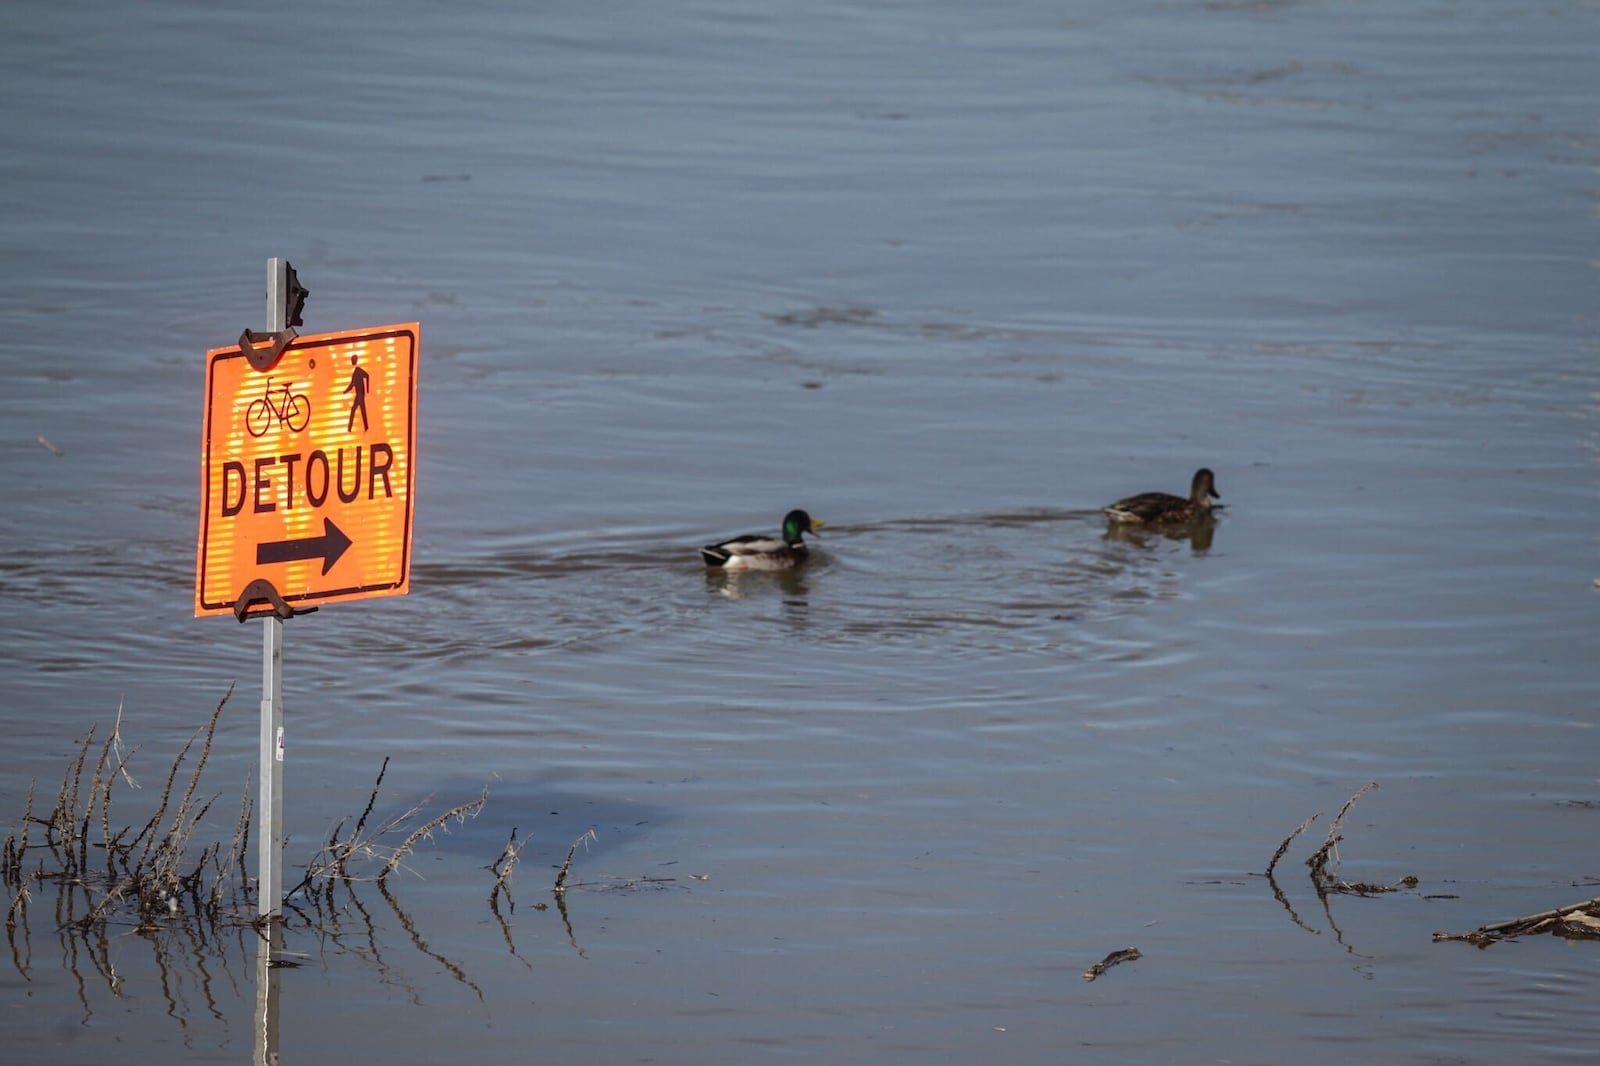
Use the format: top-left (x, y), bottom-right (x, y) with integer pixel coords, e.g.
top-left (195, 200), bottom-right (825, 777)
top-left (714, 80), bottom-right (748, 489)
top-left (237, 327), bottom-right (298, 372)
top-left (237, 262), bottom-right (309, 371)
top-left (232, 578), bottom-right (318, 623)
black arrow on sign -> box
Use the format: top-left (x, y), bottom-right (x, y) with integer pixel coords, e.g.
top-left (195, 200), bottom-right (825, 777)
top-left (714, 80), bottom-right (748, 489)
top-left (257, 518), bottom-right (353, 575)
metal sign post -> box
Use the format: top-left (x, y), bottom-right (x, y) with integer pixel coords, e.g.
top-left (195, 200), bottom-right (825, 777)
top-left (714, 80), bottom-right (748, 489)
top-left (259, 613), bottom-right (284, 919)
top-left (196, 259), bottom-right (418, 917)
top-left (253, 258), bottom-right (292, 1066)
top-left (185, 258), bottom-right (420, 1064)
top-left (259, 257), bottom-right (290, 921)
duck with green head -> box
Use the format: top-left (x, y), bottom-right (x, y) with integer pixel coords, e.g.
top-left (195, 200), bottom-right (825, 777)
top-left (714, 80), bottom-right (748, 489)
top-left (700, 509), bottom-right (825, 570)
top-left (1104, 468), bottom-right (1220, 525)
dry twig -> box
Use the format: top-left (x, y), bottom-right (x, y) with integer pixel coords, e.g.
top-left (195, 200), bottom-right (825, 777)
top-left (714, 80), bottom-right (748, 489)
top-left (489, 826), bottom-right (528, 906)
top-left (376, 787), bottom-right (488, 886)
top-left (554, 830), bottom-right (597, 894)
top-left (1306, 782), bottom-right (1379, 890)
top-left (1266, 812), bottom-right (1319, 878)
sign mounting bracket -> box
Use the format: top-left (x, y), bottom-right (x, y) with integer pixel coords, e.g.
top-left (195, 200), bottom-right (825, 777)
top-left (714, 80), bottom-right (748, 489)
top-left (236, 258), bottom-right (308, 371)
top-left (236, 327), bottom-right (299, 372)
top-left (232, 578), bottom-right (319, 623)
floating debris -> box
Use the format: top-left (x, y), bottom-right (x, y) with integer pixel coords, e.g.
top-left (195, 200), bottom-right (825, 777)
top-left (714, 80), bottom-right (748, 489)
top-left (1083, 946), bottom-right (1142, 982)
top-left (1435, 896), bottom-right (1600, 946)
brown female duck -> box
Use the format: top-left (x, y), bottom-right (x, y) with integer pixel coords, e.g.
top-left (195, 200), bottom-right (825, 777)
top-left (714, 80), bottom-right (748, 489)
top-left (1104, 468), bottom-right (1220, 524)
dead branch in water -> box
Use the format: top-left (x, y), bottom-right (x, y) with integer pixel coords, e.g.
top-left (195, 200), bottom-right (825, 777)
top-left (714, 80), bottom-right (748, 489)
top-left (324, 757), bottom-right (392, 883)
top-left (1263, 782), bottom-right (1417, 943)
top-left (376, 786), bottom-right (488, 886)
top-left (1266, 812), bottom-right (1319, 879)
top-left (1083, 947), bottom-right (1142, 982)
top-left (488, 826), bottom-right (528, 908)
top-left (4, 782), bottom-right (37, 929)
top-left (554, 830), bottom-right (596, 894)
top-left (1304, 782), bottom-right (1378, 887)
top-left (290, 762), bottom-right (488, 895)
top-left (1434, 895), bottom-right (1600, 946)
top-left (1298, 783), bottom-right (1413, 896)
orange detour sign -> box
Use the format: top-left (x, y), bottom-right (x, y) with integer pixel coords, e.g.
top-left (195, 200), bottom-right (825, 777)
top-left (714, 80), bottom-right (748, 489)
top-left (196, 323), bottom-right (419, 617)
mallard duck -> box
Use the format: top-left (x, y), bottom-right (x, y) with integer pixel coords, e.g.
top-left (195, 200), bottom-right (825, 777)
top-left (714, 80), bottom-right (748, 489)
top-left (700, 509), bottom-right (825, 570)
top-left (1104, 468), bottom-right (1220, 524)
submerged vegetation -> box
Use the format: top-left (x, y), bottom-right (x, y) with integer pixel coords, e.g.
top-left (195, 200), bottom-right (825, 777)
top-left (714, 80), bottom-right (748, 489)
top-left (10, 700), bottom-right (1595, 1037)
top-left (2, 690), bottom-right (676, 1024)
top-left (3, 687), bottom-right (248, 933)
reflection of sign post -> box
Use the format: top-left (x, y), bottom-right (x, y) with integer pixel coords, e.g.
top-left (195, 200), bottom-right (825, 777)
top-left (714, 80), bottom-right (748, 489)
top-left (196, 323), bottom-right (420, 616)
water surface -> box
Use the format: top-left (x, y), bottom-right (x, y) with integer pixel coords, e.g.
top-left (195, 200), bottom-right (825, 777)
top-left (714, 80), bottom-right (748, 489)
top-left (2, 1), bottom-right (1598, 1062)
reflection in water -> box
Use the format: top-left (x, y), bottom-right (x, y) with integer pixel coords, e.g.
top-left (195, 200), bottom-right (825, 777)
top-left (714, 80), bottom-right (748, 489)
top-left (1103, 516), bottom-right (1218, 554)
top-left (376, 880), bottom-right (485, 1001)
top-left (1, 738), bottom-right (656, 1041)
top-left (4, 845), bottom-right (635, 1043)
top-left (688, 509), bottom-right (1218, 655)
top-left (704, 566), bottom-right (811, 600)
top-left (390, 510), bottom-right (1203, 663)
top-left (2, 903), bottom-right (262, 1035)
top-left (845, 508), bottom-right (1089, 534)
top-left (255, 925), bottom-right (281, 1066)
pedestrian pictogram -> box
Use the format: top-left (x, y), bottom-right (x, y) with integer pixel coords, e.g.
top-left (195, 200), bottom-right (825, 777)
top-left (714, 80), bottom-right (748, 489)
top-left (344, 356), bottom-right (371, 432)
top-left (195, 323), bottom-right (419, 617)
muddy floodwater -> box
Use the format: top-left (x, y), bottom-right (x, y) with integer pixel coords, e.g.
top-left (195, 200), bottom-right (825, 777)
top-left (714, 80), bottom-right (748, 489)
top-left (3, 1), bottom-right (1599, 1062)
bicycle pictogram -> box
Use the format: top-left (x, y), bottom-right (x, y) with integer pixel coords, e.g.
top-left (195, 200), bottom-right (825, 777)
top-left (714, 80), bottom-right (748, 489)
top-left (245, 376), bottom-right (312, 437)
